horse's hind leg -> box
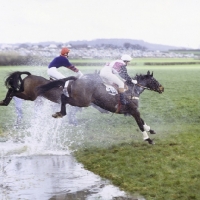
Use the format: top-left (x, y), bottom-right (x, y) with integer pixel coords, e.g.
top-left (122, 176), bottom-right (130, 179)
top-left (0, 89), bottom-right (14, 106)
top-left (0, 88), bottom-right (36, 106)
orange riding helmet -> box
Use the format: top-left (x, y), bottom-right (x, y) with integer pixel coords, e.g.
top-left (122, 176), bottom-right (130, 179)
top-left (60, 47), bottom-right (70, 56)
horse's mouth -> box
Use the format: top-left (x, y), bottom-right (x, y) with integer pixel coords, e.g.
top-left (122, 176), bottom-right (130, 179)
top-left (158, 86), bottom-right (164, 93)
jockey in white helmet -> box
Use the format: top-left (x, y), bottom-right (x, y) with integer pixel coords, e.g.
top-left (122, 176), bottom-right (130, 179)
top-left (100, 54), bottom-right (137, 105)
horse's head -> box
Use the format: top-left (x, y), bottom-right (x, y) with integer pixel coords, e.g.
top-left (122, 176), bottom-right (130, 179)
top-left (134, 71), bottom-right (164, 94)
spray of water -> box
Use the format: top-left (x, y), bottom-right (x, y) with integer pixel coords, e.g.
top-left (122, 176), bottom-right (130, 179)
top-left (0, 96), bottom-right (86, 157)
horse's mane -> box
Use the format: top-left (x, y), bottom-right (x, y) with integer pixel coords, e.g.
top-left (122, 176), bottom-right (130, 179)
top-left (133, 74), bottom-right (152, 81)
top-left (133, 73), bottom-right (148, 81)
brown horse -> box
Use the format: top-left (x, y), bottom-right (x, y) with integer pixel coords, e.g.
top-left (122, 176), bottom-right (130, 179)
top-left (0, 71), bottom-right (80, 125)
top-left (37, 71), bottom-right (164, 144)
top-left (0, 71), bottom-right (76, 106)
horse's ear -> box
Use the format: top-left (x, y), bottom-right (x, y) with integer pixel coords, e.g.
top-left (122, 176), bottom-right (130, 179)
top-left (147, 71), bottom-right (150, 76)
top-left (151, 72), bottom-right (153, 77)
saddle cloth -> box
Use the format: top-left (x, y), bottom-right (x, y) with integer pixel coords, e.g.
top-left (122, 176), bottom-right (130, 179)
top-left (104, 83), bottom-right (118, 95)
top-left (103, 81), bottom-right (128, 96)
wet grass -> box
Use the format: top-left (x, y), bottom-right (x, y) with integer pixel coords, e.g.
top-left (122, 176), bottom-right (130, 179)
top-left (0, 61), bottom-right (200, 199)
top-left (73, 65), bottom-right (200, 199)
top-left (75, 130), bottom-right (200, 200)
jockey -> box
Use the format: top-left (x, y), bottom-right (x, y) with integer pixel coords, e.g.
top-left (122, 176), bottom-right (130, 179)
top-left (100, 54), bottom-right (137, 105)
top-left (47, 47), bottom-right (83, 96)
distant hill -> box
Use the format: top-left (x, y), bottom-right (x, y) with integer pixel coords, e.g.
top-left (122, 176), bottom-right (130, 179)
top-left (67, 38), bottom-right (184, 51)
top-left (1, 38), bottom-right (186, 51)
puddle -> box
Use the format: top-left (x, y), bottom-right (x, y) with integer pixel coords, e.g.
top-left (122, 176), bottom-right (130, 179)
top-left (0, 143), bottom-right (144, 200)
top-left (0, 101), bottom-right (144, 199)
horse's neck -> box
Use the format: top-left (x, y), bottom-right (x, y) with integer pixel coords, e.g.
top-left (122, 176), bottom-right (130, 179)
top-left (128, 82), bottom-right (145, 97)
top-left (134, 86), bottom-right (145, 96)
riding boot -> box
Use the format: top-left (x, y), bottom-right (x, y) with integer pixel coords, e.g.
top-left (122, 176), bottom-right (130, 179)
top-left (119, 93), bottom-right (127, 105)
top-left (118, 88), bottom-right (128, 105)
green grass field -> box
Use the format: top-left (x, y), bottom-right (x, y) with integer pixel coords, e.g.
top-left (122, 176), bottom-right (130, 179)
top-left (0, 58), bottom-right (200, 199)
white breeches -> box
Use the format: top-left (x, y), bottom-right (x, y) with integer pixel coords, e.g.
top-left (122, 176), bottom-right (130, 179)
top-left (47, 67), bottom-right (69, 88)
top-left (100, 66), bottom-right (124, 88)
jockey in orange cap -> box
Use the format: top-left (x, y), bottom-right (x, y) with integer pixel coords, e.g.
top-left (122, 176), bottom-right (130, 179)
top-left (47, 47), bottom-right (83, 96)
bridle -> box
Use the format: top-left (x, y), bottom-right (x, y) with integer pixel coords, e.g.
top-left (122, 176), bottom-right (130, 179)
top-left (135, 83), bottom-right (151, 91)
top-left (128, 82), bottom-right (152, 100)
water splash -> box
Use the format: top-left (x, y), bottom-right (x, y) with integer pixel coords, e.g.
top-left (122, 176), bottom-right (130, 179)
top-left (19, 100), bottom-right (76, 155)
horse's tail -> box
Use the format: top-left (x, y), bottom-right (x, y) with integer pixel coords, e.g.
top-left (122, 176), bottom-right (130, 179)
top-left (37, 76), bottom-right (77, 96)
top-left (5, 71), bottom-right (31, 91)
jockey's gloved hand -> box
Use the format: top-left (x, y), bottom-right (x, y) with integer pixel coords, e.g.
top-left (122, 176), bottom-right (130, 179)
top-left (77, 71), bottom-right (83, 78)
top-left (132, 79), bottom-right (137, 84)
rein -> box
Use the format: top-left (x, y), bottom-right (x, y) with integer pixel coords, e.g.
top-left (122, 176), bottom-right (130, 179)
top-left (136, 83), bottom-right (151, 90)
top-left (128, 82), bottom-right (151, 101)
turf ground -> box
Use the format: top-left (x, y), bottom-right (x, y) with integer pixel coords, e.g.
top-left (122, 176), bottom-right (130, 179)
top-left (0, 58), bottom-right (200, 199)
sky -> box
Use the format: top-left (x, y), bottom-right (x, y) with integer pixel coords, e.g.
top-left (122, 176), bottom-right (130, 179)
top-left (0, 0), bottom-right (200, 49)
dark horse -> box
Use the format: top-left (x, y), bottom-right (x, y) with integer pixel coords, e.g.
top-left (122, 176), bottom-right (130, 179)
top-left (37, 71), bottom-right (164, 144)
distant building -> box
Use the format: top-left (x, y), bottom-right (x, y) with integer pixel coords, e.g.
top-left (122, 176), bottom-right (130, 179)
top-left (49, 44), bottom-right (57, 49)
top-left (0, 44), bottom-right (12, 50)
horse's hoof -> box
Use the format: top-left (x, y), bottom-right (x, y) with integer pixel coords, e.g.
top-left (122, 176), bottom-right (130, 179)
top-left (52, 112), bottom-right (63, 118)
top-left (0, 101), bottom-right (6, 106)
top-left (145, 138), bottom-right (155, 145)
top-left (150, 130), bottom-right (156, 134)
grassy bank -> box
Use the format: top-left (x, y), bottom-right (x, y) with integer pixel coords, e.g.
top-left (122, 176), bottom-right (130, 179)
top-left (0, 59), bottom-right (200, 199)
top-left (74, 64), bottom-right (200, 199)
top-left (75, 130), bottom-right (200, 200)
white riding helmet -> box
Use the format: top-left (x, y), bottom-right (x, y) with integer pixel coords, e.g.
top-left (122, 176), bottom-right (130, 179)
top-left (121, 54), bottom-right (132, 62)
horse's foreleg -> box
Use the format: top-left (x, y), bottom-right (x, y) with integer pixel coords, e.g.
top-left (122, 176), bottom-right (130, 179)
top-left (140, 118), bottom-right (156, 134)
top-left (0, 89), bottom-right (14, 106)
top-left (52, 94), bottom-right (67, 118)
top-left (132, 111), bottom-right (154, 144)
top-left (60, 94), bottom-right (67, 116)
